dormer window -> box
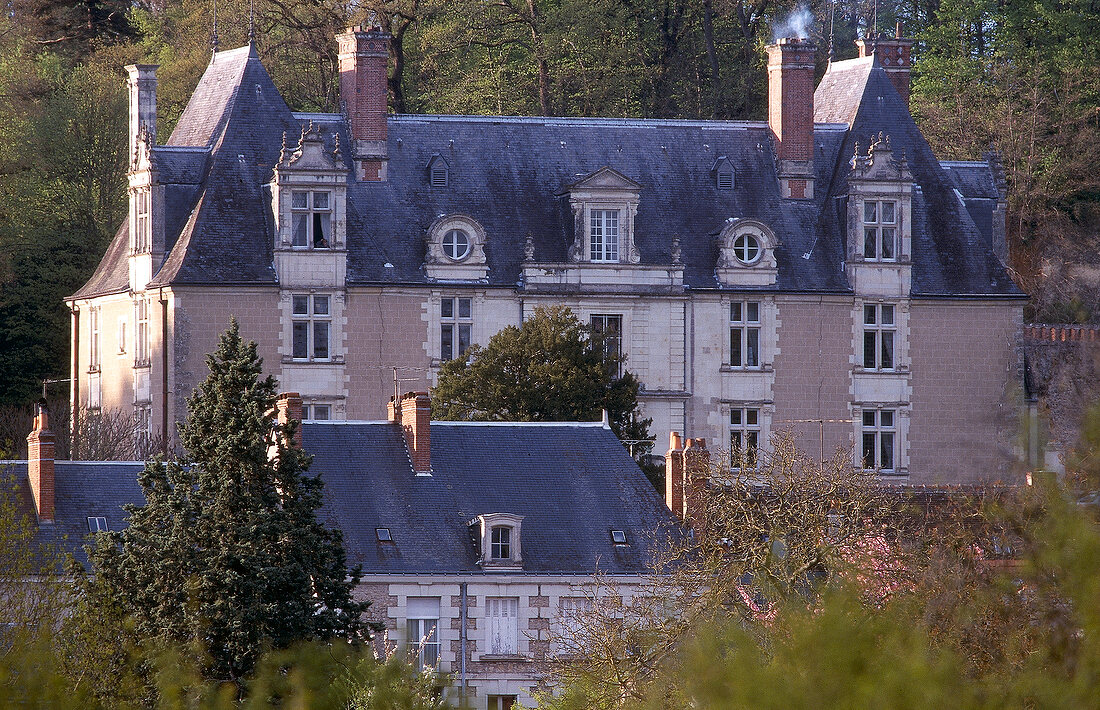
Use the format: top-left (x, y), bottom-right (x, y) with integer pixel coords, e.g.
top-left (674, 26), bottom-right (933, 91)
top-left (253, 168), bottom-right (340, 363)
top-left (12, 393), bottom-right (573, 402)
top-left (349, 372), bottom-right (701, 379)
top-left (563, 167), bottom-right (641, 264)
top-left (714, 157), bottom-right (734, 190)
top-left (472, 513), bottom-right (523, 568)
top-left (732, 233), bottom-right (761, 265)
top-left (863, 200), bottom-right (896, 260)
top-left (443, 229), bottom-right (471, 261)
top-left (491, 526), bottom-right (511, 560)
top-left (133, 188), bottom-right (151, 253)
top-left (590, 210), bottom-right (620, 262)
top-left (428, 155), bottom-right (449, 187)
top-left (291, 190), bottom-right (332, 248)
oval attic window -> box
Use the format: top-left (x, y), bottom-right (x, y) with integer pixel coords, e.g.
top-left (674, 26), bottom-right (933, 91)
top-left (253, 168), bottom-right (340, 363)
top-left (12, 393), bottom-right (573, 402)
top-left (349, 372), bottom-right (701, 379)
top-left (733, 233), bottom-right (761, 265)
top-left (443, 229), bottom-right (471, 261)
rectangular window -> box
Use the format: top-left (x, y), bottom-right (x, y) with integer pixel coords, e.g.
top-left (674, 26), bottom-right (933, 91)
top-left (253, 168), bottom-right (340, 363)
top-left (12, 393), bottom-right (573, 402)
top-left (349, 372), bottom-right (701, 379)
top-left (89, 307), bottom-right (100, 370)
top-left (303, 403), bottom-right (331, 421)
top-left (862, 304), bottom-right (895, 370)
top-left (134, 188), bottom-right (150, 253)
top-left (558, 597), bottom-right (593, 640)
top-left (862, 200), bottom-right (897, 261)
top-left (291, 295), bottom-right (331, 361)
top-left (730, 407), bottom-right (761, 471)
top-left (135, 298), bottom-right (149, 366)
top-left (590, 209), bottom-right (620, 262)
top-left (290, 190), bottom-right (332, 248)
top-left (135, 404), bottom-right (152, 457)
top-left (87, 516), bottom-right (108, 532)
top-left (590, 314), bottom-right (622, 377)
top-left (729, 301), bottom-right (761, 367)
top-left (486, 597), bottom-right (519, 655)
top-left (861, 408), bottom-right (896, 472)
top-left (491, 526), bottom-right (511, 560)
top-left (487, 697), bottom-right (517, 710)
top-left (440, 297), bottom-right (473, 362)
top-left (117, 316), bottom-right (127, 354)
top-left (405, 597), bottom-right (440, 671)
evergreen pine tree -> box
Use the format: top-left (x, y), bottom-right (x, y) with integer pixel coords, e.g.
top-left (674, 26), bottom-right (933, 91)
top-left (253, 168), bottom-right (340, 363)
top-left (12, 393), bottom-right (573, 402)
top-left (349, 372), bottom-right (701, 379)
top-left (76, 320), bottom-right (370, 684)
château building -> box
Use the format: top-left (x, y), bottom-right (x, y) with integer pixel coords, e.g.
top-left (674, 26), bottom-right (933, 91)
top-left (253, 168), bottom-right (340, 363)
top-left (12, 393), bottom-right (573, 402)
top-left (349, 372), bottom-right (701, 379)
top-left (67, 28), bottom-right (1025, 483)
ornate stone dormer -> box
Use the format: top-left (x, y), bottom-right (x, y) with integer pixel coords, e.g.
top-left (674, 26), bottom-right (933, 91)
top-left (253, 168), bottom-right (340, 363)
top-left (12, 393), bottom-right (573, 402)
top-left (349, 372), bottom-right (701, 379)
top-left (846, 133), bottom-right (914, 297)
top-left (126, 64), bottom-right (164, 293)
top-left (716, 218), bottom-right (779, 287)
top-left (563, 167), bottom-right (641, 264)
top-left (271, 122), bottom-right (350, 287)
top-left (424, 213), bottom-right (488, 280)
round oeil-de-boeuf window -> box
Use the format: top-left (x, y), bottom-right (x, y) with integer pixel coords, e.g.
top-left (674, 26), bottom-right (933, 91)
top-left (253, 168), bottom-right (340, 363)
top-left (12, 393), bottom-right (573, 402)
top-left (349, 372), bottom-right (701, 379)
top-left (443, 229), bottom-right (471, 261)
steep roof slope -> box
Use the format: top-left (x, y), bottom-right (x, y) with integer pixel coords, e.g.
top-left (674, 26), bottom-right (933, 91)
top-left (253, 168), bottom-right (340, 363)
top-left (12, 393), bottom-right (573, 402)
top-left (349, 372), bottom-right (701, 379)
top-left (815, 58), bottom-right (1020, 296)
top-left (304, 421), bottom-right (674, 574)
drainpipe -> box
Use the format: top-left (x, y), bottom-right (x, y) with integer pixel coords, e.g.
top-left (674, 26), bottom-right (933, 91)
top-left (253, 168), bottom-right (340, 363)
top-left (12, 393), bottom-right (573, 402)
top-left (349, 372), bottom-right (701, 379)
top-left (69, 304), bottom-right (80, 459)
top-left (159, 288), bottom-right (169, 455)
top-left (460, 581), bottom-right (468, 700)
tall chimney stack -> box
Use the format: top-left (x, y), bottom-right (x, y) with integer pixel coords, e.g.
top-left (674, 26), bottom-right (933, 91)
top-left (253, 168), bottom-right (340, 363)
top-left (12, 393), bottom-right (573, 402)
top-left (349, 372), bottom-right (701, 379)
top-left (27, 399), bottom-right (55, 523)
top-left (125, 64), bottom-right (158, 168)
top-left (766, 38), bottom-right (817, 199)
top-left (856, 24), bottom-right (914, 109)
top-left (275, 392), bottom-right (304, 448)
top-left (336, 25), bottom-right (391, 182)
top-left (399, 392), bottom-right (432, 475)
top-left (665, 432), bottom-right (685, 519)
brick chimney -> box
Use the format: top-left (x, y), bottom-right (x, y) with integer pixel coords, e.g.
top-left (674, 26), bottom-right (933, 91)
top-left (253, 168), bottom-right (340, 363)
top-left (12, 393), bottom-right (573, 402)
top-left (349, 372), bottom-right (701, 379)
top-left (398, 392), bottom-right (432, 475)
top-left (665, 431), bottom-right (685, 518)
top-left (766, 38), bottom-right (817, 199)
top-left (336, 25), bottom-right (390, 182)
top-left (683, 437), bottom-right (710, 525)
top-left (125, 64), bottom-right (158, 168)
top-left (275, 392), bottom-right (304, 448)
top-left (856, 24), bottom-right (914, 109)
top-left (27, 399), bottom-right (55, 523)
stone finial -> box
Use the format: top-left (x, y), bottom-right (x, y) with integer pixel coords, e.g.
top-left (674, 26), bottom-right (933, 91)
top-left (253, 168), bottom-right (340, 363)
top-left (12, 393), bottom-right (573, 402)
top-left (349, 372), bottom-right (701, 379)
top-left (671, 234), bottom-right (682, 265)
top-left (524, 232), bottom-right (535, 262)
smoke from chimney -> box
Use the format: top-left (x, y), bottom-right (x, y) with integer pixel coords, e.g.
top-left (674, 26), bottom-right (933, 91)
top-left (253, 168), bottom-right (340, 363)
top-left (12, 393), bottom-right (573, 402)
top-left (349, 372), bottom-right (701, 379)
top-left (773, 6), bottom-right (814, 41)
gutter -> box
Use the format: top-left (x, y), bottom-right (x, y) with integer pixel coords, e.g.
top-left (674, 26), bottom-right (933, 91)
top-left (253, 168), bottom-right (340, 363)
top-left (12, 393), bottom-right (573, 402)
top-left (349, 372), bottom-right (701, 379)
top-left (460, 581), bottom-right (468, 700)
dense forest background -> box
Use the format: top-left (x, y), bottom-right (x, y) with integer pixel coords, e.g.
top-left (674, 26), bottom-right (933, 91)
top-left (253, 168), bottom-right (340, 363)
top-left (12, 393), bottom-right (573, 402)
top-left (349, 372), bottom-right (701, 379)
top-left (1, 0), bottom-right (1098, 409)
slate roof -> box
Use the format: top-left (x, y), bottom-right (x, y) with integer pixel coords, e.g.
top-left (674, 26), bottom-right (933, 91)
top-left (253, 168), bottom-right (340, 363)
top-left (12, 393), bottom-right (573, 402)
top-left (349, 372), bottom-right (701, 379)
top-left (7, 420), bottom-right (672, 576)
top-left (305, 421), bottom-right (673, 574)
top-left (71, 45), bottom-right (1023, 301)
top-left (3, 461), bottom-right (146, 566)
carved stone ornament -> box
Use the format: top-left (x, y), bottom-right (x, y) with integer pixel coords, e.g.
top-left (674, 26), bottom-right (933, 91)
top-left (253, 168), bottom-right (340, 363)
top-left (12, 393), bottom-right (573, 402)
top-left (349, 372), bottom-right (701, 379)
top-left (276, 121), bottom-right (345, 172)
top-left (849, 132), bottom-right (913, 183)
top-left (715, 218), bottom-right (779, 286)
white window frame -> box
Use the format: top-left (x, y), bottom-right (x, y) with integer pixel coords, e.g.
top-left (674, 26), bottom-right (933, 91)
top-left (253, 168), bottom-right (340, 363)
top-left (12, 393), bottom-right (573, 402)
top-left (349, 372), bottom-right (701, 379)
top-left (134, 297), bottom-right (150, 367)
top-left (589, 209), bottom-right (620, 262)
top-left (860, 408), bottom-right (896, 473)
top-left (490, 525), bottom-right (511, 561)
top-left (291, 294), bottom-right (331, 361)
top-left (473, 513), bottom-right (523, 567)
top-left (442, 229), bottom-right (471, 261)
top-left (863, 199), bottom-right (897, 261)
top-left (440, 296), bottom-right (472, 362)
top-left (117, 316), bottom-right (127, 354)
top-left (487, 695), bottom-right (517, 710)
top-left (590, 314), bottom-right (623, 378)
top-left (135, 404), bottom-right (152, 457)
top-left (557, 596), bottom-right (593, 646)
top-left (405, 597), bottom-right (440, 671)
top-left (290, 190), bottom-right (333, 249)
top-left (134, 187), bottom-right (150, 253)
top-left (89, 306), bottom-right (101, 371)
top-left (302, 403), bottom-right (332, 421)
top-left (862, 303), bottom-right (895, 371)
top-left (729, 406), bottom-right (761, 472)
top-left (729, 301), bottom-right (761, 368)
top-left (485, 597), bottom-right (520, 656)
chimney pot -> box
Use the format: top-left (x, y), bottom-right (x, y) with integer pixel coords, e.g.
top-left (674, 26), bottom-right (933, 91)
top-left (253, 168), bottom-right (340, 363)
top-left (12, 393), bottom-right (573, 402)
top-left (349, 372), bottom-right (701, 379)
top-left (665, 431), bottom-right (686, 518)
top-left (27, 400), bottom-right (55, 522)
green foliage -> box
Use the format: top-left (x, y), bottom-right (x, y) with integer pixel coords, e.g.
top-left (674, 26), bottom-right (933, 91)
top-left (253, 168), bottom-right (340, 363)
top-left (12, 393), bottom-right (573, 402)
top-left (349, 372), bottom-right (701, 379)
top-left (69, 321), bottom-right (371, 697)
top-left (431, 306), bottom-right (656, 481)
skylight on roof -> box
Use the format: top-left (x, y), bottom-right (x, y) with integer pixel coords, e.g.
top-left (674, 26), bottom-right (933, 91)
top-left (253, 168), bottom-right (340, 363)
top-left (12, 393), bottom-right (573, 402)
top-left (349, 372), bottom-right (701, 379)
top-left (376, 527), bottom-right (392, 542)
top-left (88, 517), bottom-right (108, 532)
top-left (610, 529), bottom-right (628, 545)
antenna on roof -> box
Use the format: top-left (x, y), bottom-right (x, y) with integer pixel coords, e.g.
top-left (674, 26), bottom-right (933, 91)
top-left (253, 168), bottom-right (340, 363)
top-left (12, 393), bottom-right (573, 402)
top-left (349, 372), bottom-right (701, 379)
top-left (248, 0), bottom-right (255, 43)
top-left (210, 0), bottom-right (219, 55)
top-left (827, 0), bottom-right (836, 62)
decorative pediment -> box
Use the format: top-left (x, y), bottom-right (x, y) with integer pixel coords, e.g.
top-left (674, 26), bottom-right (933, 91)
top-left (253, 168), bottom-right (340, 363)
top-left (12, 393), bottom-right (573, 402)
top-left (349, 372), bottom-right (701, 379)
top-left (716, 218), bottom-right (779, 286)
top-left (850, 133), bottom-right (912, 183)
top-left (566, 166), bottom-right (641, 192)
top-left (276, 122), bottom-right (345, 173)
top-left (425, 213), bottom-right (489, 280)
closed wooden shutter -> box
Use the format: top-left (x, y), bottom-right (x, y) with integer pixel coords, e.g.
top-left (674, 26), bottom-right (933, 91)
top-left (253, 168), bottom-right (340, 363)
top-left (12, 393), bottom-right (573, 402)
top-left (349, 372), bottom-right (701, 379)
top-left (487, 597), bottom-right (519, 654)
